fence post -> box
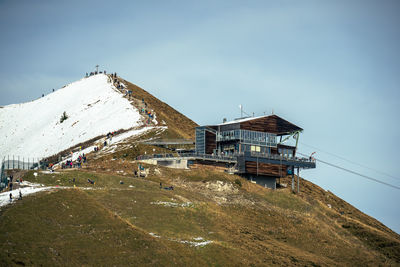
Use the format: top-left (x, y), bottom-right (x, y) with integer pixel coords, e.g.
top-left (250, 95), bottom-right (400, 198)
top-left (13, 155), bottom-right (14, 169)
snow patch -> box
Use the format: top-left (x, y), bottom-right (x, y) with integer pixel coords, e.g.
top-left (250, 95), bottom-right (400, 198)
top-left (20, 180), bottom-right (44, 187)
top-left (152, 113), bottom-right (158, 125)
top-left (150, 201), bottom-right (193, 208)
top-left (147, 233), bottom-right (213, 247)
top-left (0, 74), bottom-right (142, 159)
top-left (178, 239), bottom-right (213, 247)
top-left (40, 170), bottom-right (60, 174)
top-left (109, 127), bottom-right (155, 144)
top-left (0, 184), bottom-right (52, 207)
top-left (149, 232), bottom-right (161, 238)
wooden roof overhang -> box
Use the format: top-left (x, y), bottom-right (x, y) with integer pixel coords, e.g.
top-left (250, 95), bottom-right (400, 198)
top-left (239, 115), bottom-right (302, 136)
top-left (205, 115), bottom-right (303, 136)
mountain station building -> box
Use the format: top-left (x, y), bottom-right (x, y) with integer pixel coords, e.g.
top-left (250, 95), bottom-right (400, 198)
top-left (138, 114), bottom-right (316, 190)
top-left (194, 115), bottom-right (316, 189)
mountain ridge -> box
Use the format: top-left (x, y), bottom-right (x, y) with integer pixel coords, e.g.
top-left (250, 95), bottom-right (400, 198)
top-left (0, 73), bottom-right (399, 266)
top-left (116, 76), bottom-right (198, 139)
top-left (0, 73), bottom-right (198, 161)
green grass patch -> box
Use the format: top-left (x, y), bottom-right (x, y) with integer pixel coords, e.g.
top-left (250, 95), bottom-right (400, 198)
top-left (259, 190), bottom-right (313, 213)
top-left (0, 189), bottom-right (196, 266)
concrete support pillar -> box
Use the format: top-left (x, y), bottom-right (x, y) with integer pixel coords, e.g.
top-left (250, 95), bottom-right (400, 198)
top-left (297, 167), bottom-right (300, 193)
top-left (256, 156), bottom-right (258, 176)
top-left (291, 166), bottom-right (295, 192)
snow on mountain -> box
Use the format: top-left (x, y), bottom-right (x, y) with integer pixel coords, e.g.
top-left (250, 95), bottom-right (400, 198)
top-left (0, 74), bottom-right (143, 159)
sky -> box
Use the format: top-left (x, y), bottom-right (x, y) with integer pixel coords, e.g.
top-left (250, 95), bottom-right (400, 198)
top-left (0, 0), bottom-right (399, 233)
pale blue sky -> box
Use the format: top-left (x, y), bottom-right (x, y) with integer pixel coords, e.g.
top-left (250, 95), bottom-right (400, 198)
top-left (1, 0), bottom-right (399, 233)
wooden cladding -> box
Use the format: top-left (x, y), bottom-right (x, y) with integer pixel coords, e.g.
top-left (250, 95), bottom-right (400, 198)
top-left (240, 115), bottom-right (302, 135)
top-left (245, 161), bottom-right (287, 177)
top-left (205, 131), bottom-right (216, 154)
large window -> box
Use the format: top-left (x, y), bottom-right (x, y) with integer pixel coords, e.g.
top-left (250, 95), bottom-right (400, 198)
top-left (195, 127), bottom-right (206, 154)
top-left (217, 129), bottom-right (277, 147)
top-left (278, 148), bottom-right (293, 158)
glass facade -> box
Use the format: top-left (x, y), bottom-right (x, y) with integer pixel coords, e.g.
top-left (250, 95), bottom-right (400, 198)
top-left (217, 129), bottom-right (277, 147)
top-left (195, 127), bottom-right (206, 154)
top-left (196, 127), bottom-right (279, 155)
top-left (278, 148), bottom-right (294, 158)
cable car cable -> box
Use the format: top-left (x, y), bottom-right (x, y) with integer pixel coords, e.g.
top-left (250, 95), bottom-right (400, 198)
top-left (297, 152), bottom-right (400, 191)
top-left (299, 142), bottom-right (399, 181)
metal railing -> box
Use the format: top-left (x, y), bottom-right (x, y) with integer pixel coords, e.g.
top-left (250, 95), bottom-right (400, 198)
top-left (136, 151), bottom-right (314, 163)
top-left (136, 153), bottom-right (176, 160)
top-left (136, 152), bottom-right (237, 162)
top-left (249, 151), bottom-right (316, 163)
top-left (0, 158), bottom-right (6, 190)
top-left (142, 139), bottom-right (195, 145)
top-left (180, 152), bottom-right (237, 162)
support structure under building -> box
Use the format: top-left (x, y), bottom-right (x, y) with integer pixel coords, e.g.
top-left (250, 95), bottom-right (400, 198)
top-left (194, 114), bottom-right (316, 189)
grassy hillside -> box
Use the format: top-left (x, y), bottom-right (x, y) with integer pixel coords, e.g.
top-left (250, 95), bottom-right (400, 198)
top-left (1, 168), bottom-right (399, 266)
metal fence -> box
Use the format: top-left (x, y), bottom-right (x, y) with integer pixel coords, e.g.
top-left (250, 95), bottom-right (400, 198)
top-left (0, 156), bottom-right (42, 190)
top-left (2, 156), bottom-right (41, 170)
top-left (0, 158), bottom-right (6, 190)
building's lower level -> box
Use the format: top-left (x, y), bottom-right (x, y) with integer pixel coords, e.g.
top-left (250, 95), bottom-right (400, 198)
top-left (137, 152), bottom-right (315, 190)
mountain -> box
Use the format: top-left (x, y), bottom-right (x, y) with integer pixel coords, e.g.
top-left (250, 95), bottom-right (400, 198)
top-left (0, 74), bottom-right (197, 161)
top-left (0, 74), bottom-right (140, 159)
top-left (0, 74), bottom-right (399, 266)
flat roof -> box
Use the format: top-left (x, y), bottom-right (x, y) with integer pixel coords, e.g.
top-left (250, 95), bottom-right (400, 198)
top-left (217, 115), bottom-right (269, 126)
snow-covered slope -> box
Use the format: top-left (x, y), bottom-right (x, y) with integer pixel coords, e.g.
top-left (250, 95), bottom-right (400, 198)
top-left (0, 74), bottom-right (142, 159)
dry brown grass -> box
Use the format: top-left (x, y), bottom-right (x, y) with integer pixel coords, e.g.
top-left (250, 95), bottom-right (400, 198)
top-left (1, 168), bottom-right (399, 266)
top-left (119, 77), bottom-right (198, 139)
